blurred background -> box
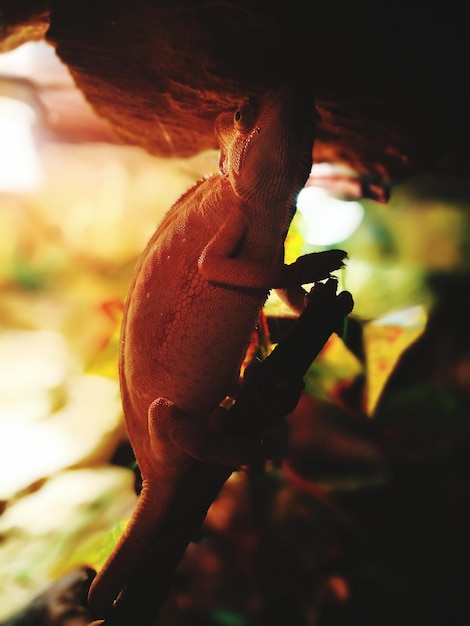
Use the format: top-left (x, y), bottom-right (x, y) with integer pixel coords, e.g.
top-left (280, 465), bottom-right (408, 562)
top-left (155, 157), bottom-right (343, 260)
top-left (1, 40), bottom-right (469, 626)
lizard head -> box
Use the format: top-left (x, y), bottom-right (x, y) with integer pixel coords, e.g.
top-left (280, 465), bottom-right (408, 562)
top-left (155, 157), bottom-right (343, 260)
top-left (216, 83), bottom-right (317, 225)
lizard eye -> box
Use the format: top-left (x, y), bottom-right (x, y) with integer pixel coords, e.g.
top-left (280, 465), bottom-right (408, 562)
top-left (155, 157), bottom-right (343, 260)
top-left (234, 101), bottom-right (255, 132)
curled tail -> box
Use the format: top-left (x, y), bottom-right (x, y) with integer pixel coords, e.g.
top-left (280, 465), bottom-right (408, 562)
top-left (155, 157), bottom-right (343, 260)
top-left (86, 480), bottom-right (173, 619)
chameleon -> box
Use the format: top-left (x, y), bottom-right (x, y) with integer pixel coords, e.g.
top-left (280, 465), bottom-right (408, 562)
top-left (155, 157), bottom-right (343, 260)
top-left (86, 83), bottom-right (347, 618)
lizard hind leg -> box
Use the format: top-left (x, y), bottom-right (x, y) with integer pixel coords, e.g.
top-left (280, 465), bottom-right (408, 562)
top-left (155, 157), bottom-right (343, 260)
top-left (148, 397), bottom-right (264, 468)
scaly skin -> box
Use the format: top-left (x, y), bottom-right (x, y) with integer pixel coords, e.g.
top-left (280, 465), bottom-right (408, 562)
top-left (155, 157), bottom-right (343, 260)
top-left (87, 83), bottom-right (347, 618)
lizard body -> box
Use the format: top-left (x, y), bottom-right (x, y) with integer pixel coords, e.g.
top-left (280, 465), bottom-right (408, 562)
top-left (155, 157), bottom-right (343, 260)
top-left (87, 84), bottom-right (347, 618)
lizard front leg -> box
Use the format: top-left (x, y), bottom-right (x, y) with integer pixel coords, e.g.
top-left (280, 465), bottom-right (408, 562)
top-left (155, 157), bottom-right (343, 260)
top-left (198, 208), bottom-right (346, 290)
top-left (275, 285), bottom-right (309, 315)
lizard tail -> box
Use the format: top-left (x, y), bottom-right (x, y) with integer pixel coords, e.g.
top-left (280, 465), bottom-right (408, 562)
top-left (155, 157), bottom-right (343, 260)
top-left (86, 479), bottom-right (172, 619)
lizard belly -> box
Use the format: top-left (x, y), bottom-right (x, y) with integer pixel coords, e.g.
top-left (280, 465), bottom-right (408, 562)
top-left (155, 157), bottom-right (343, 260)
top-left (121, 268), bottom-right (266, 425)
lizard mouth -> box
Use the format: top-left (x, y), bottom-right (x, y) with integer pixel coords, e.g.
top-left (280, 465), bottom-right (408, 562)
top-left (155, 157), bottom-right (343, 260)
top-left (232, 125), bottom-right (261, 176)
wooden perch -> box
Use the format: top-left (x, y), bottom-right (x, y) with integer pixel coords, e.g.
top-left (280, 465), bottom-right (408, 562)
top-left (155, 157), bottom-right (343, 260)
top-left (92, 278), bottom-right (353, 625)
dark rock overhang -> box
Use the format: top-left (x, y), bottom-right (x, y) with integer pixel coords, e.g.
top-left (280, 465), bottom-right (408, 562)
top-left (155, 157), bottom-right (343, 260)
top-left (1, 1), bottom-right (468, 195)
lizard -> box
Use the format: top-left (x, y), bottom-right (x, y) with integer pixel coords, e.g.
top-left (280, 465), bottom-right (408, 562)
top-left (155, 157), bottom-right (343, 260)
top-left (86, 82), bottom-right (348, 619)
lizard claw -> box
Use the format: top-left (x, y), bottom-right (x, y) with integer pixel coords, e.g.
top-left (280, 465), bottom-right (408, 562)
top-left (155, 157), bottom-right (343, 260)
top-left (292, 249), bottom-right (348, 284)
